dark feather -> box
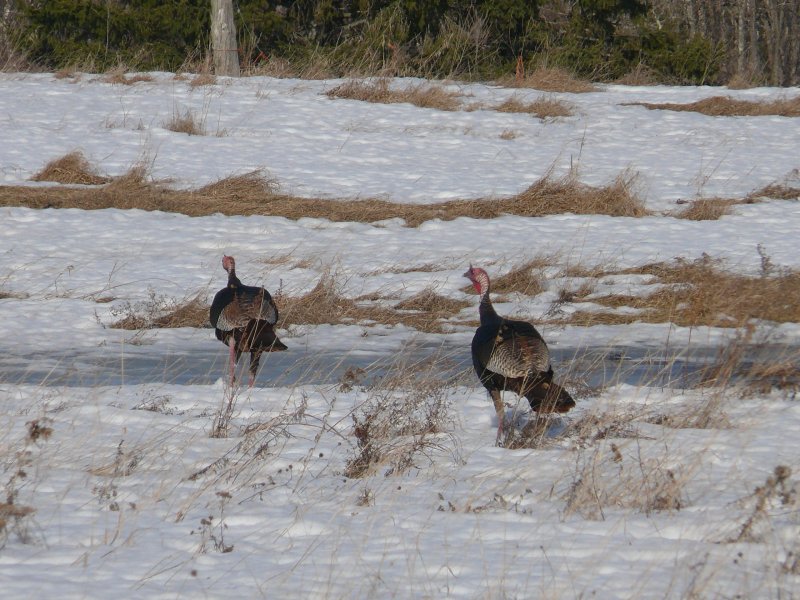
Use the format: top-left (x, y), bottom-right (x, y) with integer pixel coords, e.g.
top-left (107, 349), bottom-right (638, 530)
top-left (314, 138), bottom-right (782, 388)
top-left (210, 256), bottom-right (286, 384)
top-left (465, 266), bottom-right (575, 436)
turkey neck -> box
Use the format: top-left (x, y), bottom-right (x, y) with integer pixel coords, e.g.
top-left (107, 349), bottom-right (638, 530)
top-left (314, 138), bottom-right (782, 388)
top-left (227, 267), bottom-right (242, 289)
top-left (478, 283), bottom-right (500, 325)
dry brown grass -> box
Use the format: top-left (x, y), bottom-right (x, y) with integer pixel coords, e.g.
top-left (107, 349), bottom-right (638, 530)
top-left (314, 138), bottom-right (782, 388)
top-left (344, 355), bottom-right (454, 479)
top-left (325, 79), bottom-right (462, 111)
top-left (506, 171), bottom-right (646, 218)
top-left (277, 270), bottom-right (393, 328)
top-left (111, 292), bottom-right (209, 330)
top-left (99, 66), bottom-right (154, 85)
top-left (278, 273), bottom-right (467, 333)
top-left (488, 257), bottom-right (551, 296)
top-left (562, 441), bottom-right (687, 519)
top-left (197, 170), bottom-right (280, 198)
top-left (563, 256), bottom-right (800, 328)
top-left (493, 96), bottom-right (573, 119)
top-left (164, 110), bottom-right (204, 136)
top-left (7, 168), bottom-right (648, 224)
top-left (629, 96), bottom-right (800, 117)
top-left (672, 182), bottom-right (799, 221)
top-left (500, 67), bottom-right (598, 93)
top-left (189, 73), bottom-right (217, 88)
top-left (614, 64), bottom-right (661, 86)
top-left (673, 198), bottom-right (739, 221)
top-left (698, 326), bottom-right (800, 394)
top-left (30, 151), bottom-right (111, 185)
top-left (395, 287), bottom-right (470, 315)
top-left (750, 183), bottom-right (800, 200)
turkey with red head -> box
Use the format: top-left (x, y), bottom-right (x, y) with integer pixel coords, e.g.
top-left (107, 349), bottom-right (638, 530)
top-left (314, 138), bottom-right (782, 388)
top-left (464, 265), bottom-right (574, 443)
top-left (209, 255), bottom-right (287, 386)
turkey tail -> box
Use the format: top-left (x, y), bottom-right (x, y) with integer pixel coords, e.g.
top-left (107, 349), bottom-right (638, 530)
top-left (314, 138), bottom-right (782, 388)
top-left (524, 376), bottom-right (575, 414)
top-left (240, 320), bottom-right (287, 353)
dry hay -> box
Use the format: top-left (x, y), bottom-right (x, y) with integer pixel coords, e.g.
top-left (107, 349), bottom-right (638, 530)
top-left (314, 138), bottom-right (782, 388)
top-left (629, 96), bottom-right (800, 117)
top-left (504, 171), bottom-right (646, 218)
top-left (490, 258), bottom-right (551, 295)
top-left (673, 198), bottom-right (738, 221)
top-left (493, 96), bottom-right (573, 119)
top-left (4, 168), bottom-right (649, 224)
top-left (31, 151), bottom-right (111, 185)
top-left (99, 66), bottom-right (154, 85)
top-left (111, 293), bottom-right (209, 330)
top-left (326, 79), bottom-right (462, 111)
top-left (164, 110), bottom-right (204, 136)
top-left (500, 67), bottom-right (597, 94)
top-left (749, 183), bottom-right (800, 201)
top-left (614, 64), bottom-right (661, 86)
top-left (278, 275), bottom-right (466, 333)
top-left (189, 73), bottom-right (217, 88)
top-left (197, 170), bottom-right (280, 198)
top-left (562, 256), bottom-right (800, 328)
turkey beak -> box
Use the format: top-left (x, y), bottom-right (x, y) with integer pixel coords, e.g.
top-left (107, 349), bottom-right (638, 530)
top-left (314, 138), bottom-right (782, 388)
top-left (462, 265), bottom-right (473, 279)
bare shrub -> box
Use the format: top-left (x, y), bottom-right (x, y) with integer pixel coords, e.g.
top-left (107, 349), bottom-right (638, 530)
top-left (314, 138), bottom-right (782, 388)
top-left (344, 355), bottom-right (454, 479)
top-left (629, 96), bottom-right (800, 117)
top-left (1, 419), bottom-right (52, 546)
top-left (563, 442), bottom-right (687, 520)
top-left (493, 96), bottom-right (573, 119)
top-left (645, 392), bottom-right (731, 430)
top-left (729, 466), bottom-right (796, 543)
top-left (31, 151), bottom-right (110, 185)
top-left (699, 326), bottom-right (800, 395)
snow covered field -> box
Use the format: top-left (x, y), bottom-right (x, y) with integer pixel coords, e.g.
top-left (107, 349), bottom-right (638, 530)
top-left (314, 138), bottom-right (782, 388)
top-left (1, 72), bottom-right (799, 598)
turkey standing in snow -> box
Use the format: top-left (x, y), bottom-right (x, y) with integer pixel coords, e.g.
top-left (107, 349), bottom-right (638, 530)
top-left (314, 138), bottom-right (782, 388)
top-left (464, 265), bottom-right (574, 442)
top-left (209, 255), bottom-right (287, 386)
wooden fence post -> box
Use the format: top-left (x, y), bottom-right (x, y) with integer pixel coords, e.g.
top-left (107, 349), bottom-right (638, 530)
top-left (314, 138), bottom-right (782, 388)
top-left (211, 0), bottom-right (240, 77)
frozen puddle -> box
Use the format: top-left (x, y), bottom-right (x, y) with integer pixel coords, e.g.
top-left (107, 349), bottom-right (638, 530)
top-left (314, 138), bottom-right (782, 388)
top-left (1, 338), bottom-right (789, 390)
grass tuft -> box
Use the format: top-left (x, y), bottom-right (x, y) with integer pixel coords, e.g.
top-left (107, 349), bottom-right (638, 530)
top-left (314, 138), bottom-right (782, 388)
top-left (472, 257), bottom-right (551, 296)
top-left (493, 95), bottom-right (573, 119)
top-left (326, 79), bottom-right (462, 111)
top-left (500, 67), bottom-right (597, 93)
top-left (31, 151), bottom-right (111, 185)
top-left (164, 110), bottom-right (204, 135)
top-left (629, 96), bottom-right (800, 117)
top-left (345, 353), bottom-right (454, 478)
top-left (111, 291), bottom-right (209, 330)
top-left (673, 198), bottom-right (738, 221)
top-left (563, 255), bottom-right (800, 328)
top-left (4, 163), bottom-right (649, 224)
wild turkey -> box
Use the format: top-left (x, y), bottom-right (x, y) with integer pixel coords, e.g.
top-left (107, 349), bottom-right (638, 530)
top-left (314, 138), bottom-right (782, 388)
top-left (209, 255), bottom-right (287, 386)
top-left (464, 265), bottom-right (574, 442)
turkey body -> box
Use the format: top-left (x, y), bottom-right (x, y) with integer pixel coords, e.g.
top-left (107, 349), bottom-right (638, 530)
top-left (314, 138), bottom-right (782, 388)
top-left (464, 266), bottom-right (574, 442)
top-left (209, 255), bottom-right (287, 385)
